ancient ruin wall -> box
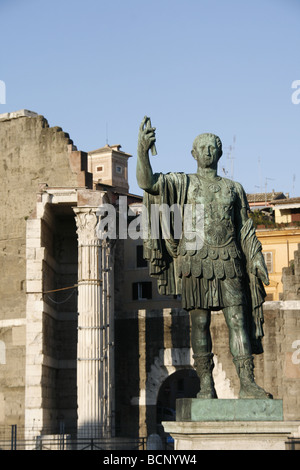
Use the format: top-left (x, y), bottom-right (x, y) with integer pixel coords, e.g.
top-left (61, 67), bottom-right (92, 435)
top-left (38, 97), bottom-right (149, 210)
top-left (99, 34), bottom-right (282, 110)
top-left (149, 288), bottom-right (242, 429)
top-left (0, 111), bottom-right (90, 426)
top-left (0, 112), bottom-right (89, 320)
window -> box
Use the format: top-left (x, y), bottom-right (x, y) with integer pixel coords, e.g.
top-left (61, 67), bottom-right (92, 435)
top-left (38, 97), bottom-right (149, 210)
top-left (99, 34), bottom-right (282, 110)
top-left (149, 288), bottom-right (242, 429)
top-left (262, 252), bottom-right (273, 273)
top-left (132, 282), bottom-right (152, 300)
top-left (136, 245), bottom-right (147, 268)
top-left (97, 166), bottom-right (103, 172)
top-left (116, 165), bottom-right (123, 174)
top-left (0, 341), bottom-right (6, 364)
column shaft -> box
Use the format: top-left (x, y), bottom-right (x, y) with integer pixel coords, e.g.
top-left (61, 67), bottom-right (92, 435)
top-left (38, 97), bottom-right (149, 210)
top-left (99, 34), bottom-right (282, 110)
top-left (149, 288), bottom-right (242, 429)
top-left (74, 208), bottom-right (113, 438)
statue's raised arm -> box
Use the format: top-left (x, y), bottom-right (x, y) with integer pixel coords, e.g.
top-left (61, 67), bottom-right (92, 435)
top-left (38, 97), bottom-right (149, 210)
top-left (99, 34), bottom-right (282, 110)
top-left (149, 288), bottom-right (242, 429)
top-left (136, 116), bottom-right (158, 194)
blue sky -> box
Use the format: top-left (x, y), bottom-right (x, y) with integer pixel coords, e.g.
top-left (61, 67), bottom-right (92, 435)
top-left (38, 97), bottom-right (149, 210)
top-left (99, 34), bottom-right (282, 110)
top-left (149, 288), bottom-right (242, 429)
top-left (1, 0), bottom-right (299, 197)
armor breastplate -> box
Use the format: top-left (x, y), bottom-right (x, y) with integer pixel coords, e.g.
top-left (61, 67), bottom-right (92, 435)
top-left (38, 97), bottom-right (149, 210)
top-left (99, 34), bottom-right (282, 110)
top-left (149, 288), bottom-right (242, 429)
top-left (203, 201), bottom-right (235, 247)
top-left (187, 174), bottom-right (236, 247)
top-left (178, 175), bottom-right (244, 280)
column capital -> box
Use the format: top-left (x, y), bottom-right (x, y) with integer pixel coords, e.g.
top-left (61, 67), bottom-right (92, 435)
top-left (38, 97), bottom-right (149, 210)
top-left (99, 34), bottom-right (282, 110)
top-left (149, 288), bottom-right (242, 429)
top-left (73, 207), bottom-right (100, 243)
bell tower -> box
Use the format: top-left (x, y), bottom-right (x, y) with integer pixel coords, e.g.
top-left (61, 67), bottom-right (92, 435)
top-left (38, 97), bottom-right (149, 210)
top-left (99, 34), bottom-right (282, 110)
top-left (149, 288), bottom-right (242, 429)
top-left (88, 144), bottom-right (132, 193)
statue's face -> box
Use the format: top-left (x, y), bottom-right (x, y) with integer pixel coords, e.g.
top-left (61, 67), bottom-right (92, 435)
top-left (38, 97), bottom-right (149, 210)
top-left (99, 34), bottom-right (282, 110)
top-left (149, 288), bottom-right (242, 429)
top-left (192, 135), bottom-right (220, 169)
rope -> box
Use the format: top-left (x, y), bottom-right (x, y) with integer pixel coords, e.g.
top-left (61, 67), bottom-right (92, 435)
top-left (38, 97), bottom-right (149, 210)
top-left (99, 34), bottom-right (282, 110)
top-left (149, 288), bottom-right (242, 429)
top-left (43, 278), bottom-right (103, 304)
top-left (43, 285), bottom-right (78, 294)
top-left (45, 288), bottom-right (77, 305)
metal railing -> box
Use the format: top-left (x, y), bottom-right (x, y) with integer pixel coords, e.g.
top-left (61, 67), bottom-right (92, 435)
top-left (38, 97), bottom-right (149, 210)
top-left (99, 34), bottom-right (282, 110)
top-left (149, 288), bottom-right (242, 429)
top-left (1, 424), bottom-right (299, 451)
top-left (0, 425), bottom-right (151, 451)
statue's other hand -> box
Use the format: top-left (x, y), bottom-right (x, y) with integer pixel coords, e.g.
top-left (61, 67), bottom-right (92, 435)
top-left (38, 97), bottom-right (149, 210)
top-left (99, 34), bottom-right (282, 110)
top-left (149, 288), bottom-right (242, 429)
top-left (250, 254), bottom-right (269, 285)
top-left (138, 116), bottom-right (156, 154)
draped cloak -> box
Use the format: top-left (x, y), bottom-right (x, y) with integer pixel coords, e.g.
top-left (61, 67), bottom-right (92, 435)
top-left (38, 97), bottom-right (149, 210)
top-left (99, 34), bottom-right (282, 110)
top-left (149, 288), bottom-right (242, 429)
top-left (143, 172), bottom-right (267, 354)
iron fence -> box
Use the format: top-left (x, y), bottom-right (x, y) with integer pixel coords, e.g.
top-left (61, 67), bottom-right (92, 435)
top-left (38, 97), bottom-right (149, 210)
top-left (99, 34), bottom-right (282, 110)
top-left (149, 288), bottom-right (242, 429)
top-left (0, 425), bottom-right (170, 451)
top-left (0, 424), bottom-right (299, 451)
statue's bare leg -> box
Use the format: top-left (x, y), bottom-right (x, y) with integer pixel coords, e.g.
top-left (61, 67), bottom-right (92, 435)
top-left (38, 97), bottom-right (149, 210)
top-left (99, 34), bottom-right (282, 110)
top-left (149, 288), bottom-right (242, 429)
top-left (222, 305), bottom-right (252, 357)
top-left (190, 309), bottom-right (217, 399)
top-left (223, 305), bottom-right (272, 399)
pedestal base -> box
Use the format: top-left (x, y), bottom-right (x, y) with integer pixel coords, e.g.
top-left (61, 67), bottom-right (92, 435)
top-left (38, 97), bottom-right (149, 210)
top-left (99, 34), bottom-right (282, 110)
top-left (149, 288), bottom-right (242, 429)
top-left (162, 399), bottom-right (300, 450)
top-left (162, 420), bottom-right (300, 450)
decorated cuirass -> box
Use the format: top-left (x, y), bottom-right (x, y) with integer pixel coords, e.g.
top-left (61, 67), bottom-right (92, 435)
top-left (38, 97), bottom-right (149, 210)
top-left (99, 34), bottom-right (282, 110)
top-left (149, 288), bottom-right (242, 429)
top-left (178, 174), bottom-right (245, 280)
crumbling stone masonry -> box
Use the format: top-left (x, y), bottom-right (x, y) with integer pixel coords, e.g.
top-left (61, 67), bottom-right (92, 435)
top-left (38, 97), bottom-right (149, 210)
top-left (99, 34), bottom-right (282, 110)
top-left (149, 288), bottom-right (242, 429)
top-left (0, 110), bottom-right (91, 428)
top-left (282, 243), bottom-right (300, 300)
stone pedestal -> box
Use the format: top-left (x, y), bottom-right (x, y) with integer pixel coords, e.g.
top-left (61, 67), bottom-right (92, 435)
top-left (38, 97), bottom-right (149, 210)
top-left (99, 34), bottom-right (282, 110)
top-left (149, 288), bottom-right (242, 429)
top-left (163, 399), bottom-right (300, 450)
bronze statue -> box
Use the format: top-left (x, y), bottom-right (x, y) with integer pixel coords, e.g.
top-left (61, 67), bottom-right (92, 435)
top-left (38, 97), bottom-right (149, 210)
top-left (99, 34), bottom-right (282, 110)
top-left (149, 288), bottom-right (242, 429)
top-left (137, 116), bottom-right (272, 399)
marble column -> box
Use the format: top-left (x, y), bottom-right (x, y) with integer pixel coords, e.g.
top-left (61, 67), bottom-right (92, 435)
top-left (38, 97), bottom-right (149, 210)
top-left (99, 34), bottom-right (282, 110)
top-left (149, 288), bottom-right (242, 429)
top-left (74, 207), bottom-right (114, 438)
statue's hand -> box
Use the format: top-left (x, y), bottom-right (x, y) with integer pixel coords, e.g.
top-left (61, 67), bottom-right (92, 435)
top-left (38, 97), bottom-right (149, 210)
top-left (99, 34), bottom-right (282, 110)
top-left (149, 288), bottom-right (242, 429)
top-left (138, 116), bottom-right (156, 155)
top-left (250, 253), bottom-right (269, 285)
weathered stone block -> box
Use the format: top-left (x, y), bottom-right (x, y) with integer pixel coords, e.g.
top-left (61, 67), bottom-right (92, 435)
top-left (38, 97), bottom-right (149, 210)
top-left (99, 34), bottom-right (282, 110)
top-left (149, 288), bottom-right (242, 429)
top-left (163, 420), bottom-right (300, 450)
top-left (26, 279), bottom-right (43, 292)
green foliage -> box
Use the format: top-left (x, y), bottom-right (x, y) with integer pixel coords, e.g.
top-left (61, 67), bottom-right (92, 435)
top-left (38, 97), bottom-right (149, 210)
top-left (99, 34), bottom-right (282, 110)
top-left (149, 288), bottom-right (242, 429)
top-left (249, 210), bottom-right (277, 228)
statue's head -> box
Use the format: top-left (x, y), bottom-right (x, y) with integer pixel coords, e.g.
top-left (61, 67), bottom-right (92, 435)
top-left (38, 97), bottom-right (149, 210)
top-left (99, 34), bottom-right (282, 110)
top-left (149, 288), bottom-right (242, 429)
top-left (191, 133), bottom-right (223, 169)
